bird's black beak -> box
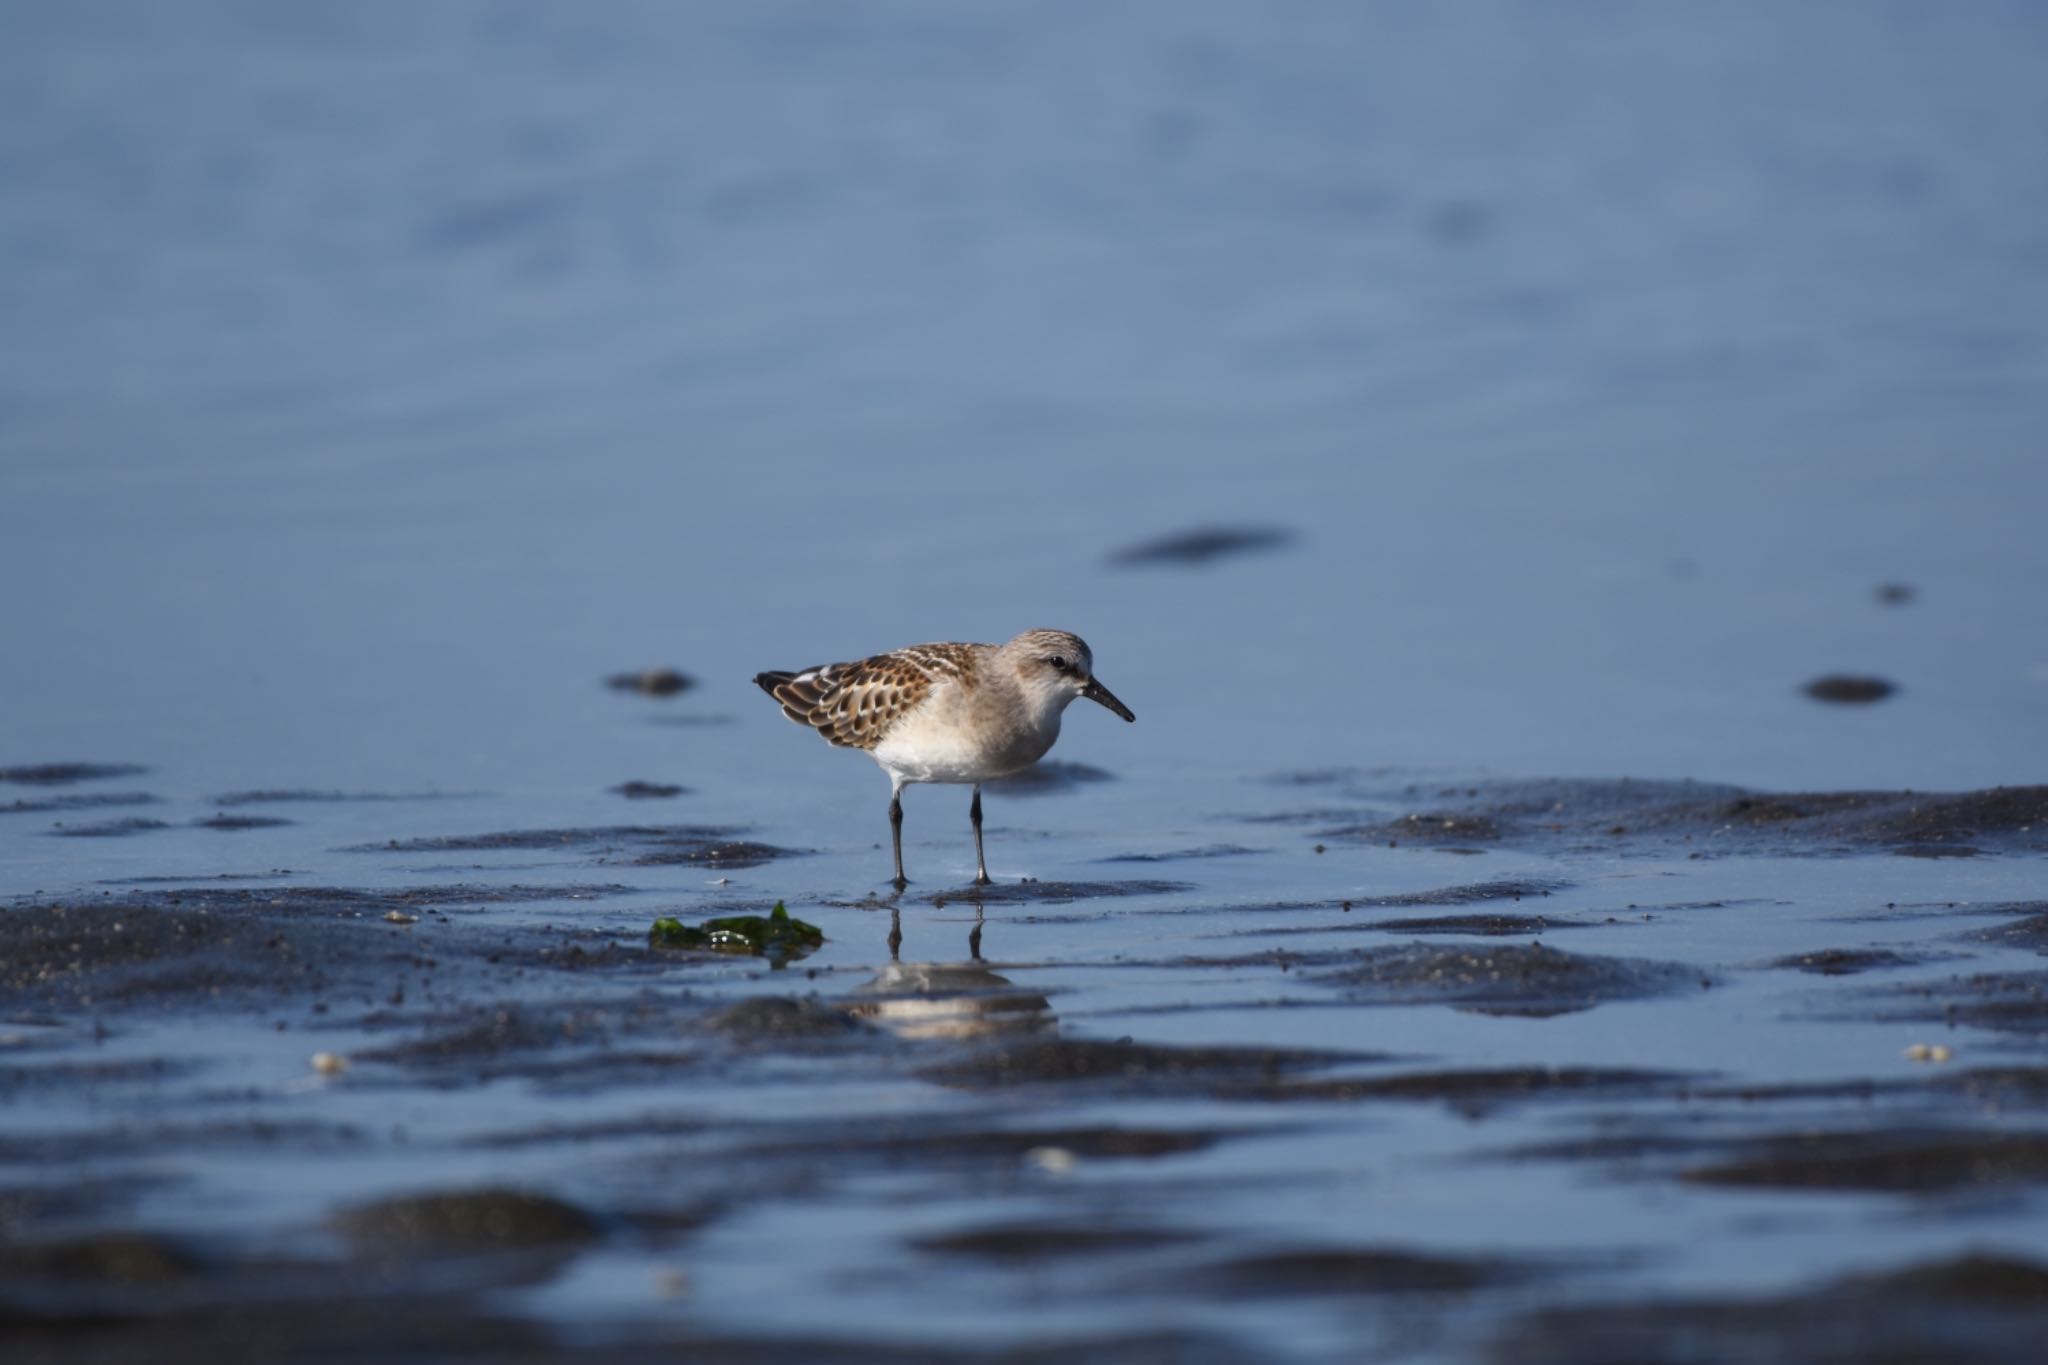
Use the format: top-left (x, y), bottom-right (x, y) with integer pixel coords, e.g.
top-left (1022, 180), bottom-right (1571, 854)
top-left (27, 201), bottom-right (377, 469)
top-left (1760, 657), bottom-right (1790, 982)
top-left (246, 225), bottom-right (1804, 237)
top-left (1083, 676), bottom-right (1135, 722)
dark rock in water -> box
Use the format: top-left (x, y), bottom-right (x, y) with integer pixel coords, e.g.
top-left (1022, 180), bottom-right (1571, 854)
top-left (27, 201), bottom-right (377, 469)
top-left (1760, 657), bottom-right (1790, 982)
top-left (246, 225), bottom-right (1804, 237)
top-left (1107, 525), bottom-right (1294, 567)
top-left (1313, 943), bottom-right (1708, 1017)
top-left (1804, 674), bottom-right (1896, 703)
top-left (606, 668), bottom-right (694, 697)
top-left (0, 762), bottom-right (148, 786)
top-left (611, 780), bottom-right (686, 799)
top-left (332, 1188), bottom-right (601, 1254)
top-left (985, 760), bottom-right (1116, 795)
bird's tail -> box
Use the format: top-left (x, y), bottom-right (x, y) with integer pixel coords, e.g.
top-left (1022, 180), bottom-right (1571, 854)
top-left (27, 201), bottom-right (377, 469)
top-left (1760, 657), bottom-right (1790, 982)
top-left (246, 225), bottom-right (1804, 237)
top-left (752, 671), bottom-right (795, 697)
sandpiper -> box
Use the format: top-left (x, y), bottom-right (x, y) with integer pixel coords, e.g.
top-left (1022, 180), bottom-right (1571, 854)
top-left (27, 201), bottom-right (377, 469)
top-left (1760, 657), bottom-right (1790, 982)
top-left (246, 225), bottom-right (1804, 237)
top-left (753, 629), bottom-right (1135, 888)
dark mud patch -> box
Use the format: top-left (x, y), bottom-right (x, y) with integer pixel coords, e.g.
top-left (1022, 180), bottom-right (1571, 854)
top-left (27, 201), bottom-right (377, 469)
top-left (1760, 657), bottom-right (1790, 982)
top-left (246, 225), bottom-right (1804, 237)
top-left (604, 667), bottom-right (694, 697)
top-left (1865, 969), bottom-right (2048, 1037)
top-left (756, 1121), bottom-right (1231, 1167)
top-left (699, 995), bottom-right (868, 1041)
top-left (928, 878), bottom-right (1190, 907)
top-left (920, 1036), bottom-right (1353, 1094)
top-left (1106, 524), bottom-right (1294, 567)
top-left (351, 1002), bottom-right (705, 1087)
top-left (1183, 1245), bottom-right (1530, 1298)
top-left (0, 1175), bottom-right (173, 1237)
top-left (1967, 911), bottom-right (2048, 955)
top-left (0, 1229), bottom-right (206, 1286)
top-left (1681, 1128), bottom-right (2048, 1193)
top-left (1, 763), bottom-right (148, 786)
top-left (46, 817), bottom-right (170, 838)
top-left (913, 1221), bottom-right (1203, 1261)
top-left (193, 813), bottom-right (292, 831)
top-left (1359, 878), bottom-right (1567, 908)
top-left (1805, 673), bottom-right (1897, 703)
top-left (4, 791), bottom-right (158, 815)
top-left (1224, 880), bottom-right (1569, 917)
top-left (1311, 778), bottom-right (2048, 858)
top-left (0, 1057), bottom-right (193, 1096)
top-left (1365, 913), bottom-right (1590, 936)
top-left (0, 1119), bottom-right (366, 1165)
top-left (610, 780), bottom-right (685, 799)
top-left (0, 886), bottom-right (634, 1014)
top-left (332, 1188), bottom-right (602, 1256)
top-left (1323, 811), bottom-right (1505, 846)
top-left (1234, 1066), bottom-right (1699, 1115)
top-left (210, 789), bottom-right (470, 806)
top-left (1100, 844), bottom-right (1263, 863)
top-left (1312, 943), bottom-right (1709, 1016)
top-left (1493, 1254), bottom-right (2048, 1365)
top-left (349, 824), bottom-right (789, 868)
top-left (983, 760), bottom-right (1116, 795)
top-left (0, 902), bottom-right (358, 1008)
top-left (1769, 947), bottom-right (1926, 975)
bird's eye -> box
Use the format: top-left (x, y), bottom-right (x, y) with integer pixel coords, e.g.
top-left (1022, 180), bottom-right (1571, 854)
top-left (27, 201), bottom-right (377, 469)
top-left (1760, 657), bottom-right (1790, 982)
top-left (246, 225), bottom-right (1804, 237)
top-left (1048, 656), bottom-right (1069, 672)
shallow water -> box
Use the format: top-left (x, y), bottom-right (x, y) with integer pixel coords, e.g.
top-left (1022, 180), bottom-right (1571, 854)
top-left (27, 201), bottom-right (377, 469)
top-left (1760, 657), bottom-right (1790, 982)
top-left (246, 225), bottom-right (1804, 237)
top-left (5, 3), bottom-right (2048, 1361)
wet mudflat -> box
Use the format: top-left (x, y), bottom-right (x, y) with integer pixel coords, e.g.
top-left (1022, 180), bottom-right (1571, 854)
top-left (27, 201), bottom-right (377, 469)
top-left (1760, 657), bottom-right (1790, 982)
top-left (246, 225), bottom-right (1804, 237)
top-left (5, 770), bottom-right (2048, 1364)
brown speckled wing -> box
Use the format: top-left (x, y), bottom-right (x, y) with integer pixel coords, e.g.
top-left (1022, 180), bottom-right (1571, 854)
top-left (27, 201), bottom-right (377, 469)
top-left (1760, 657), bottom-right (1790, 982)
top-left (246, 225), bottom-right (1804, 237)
top-left (759, 643), bottom-right (978, 750)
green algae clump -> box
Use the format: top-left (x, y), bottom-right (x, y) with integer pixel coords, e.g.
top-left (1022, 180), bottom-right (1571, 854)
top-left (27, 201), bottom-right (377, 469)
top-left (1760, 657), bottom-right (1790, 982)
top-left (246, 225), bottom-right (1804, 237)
top-left (648, 901), bottom-right (823, 963)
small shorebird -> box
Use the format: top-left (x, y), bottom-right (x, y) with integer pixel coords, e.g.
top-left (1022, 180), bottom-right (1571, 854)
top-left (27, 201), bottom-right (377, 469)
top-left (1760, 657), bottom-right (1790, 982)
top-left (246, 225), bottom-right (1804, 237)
top-left (753, 629), bottom-right (1135, 888)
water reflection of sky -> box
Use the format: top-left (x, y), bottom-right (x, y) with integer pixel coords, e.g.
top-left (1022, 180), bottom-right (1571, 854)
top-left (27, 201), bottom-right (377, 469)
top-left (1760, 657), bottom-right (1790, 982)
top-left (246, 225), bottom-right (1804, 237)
top-left (4, 2), bottom-right (2046, 885)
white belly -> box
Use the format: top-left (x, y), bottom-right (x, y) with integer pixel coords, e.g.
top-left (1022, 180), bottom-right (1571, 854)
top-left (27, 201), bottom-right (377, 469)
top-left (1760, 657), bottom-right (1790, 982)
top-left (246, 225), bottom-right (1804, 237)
top-left (871, 700), bottom-right (1060, 785)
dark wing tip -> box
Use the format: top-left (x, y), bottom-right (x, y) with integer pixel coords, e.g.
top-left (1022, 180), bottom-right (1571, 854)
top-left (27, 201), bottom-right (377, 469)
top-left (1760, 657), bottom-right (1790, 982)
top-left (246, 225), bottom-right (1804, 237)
top-left (753, 671), bottom-right (794, 697)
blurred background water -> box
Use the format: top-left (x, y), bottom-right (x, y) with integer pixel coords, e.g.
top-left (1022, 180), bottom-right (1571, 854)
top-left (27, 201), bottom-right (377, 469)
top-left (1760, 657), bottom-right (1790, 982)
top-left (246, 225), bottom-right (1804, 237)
top-left (3, 0), bottom-right (2045, 865)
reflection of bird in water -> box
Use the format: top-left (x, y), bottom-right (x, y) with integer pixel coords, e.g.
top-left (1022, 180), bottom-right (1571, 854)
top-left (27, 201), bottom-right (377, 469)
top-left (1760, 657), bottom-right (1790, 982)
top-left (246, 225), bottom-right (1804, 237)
top-left (846, 909), bottom-right (1055, 1041)
top-left (753, 629), bottom-right (1134, 888)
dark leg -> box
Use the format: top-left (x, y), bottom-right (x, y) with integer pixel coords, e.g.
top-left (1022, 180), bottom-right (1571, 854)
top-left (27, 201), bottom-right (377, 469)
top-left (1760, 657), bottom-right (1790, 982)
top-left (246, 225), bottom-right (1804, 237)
top-left (889, 784), bottom-right (907, 889)
top-left (970, 784), bottom-right (991, 885)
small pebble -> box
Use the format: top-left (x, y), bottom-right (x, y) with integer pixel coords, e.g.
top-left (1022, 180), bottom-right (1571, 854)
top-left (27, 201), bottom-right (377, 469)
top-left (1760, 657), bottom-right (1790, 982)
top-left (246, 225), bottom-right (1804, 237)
top-left (1903, 1043), bottom-right (1953, 1064)
top-left (1023, 1145), bottom-right (1077, 1175)
top-left (311, 1051), bottom-right (349, 1075)
top-left (384, 910), bottom-right (419, 924)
